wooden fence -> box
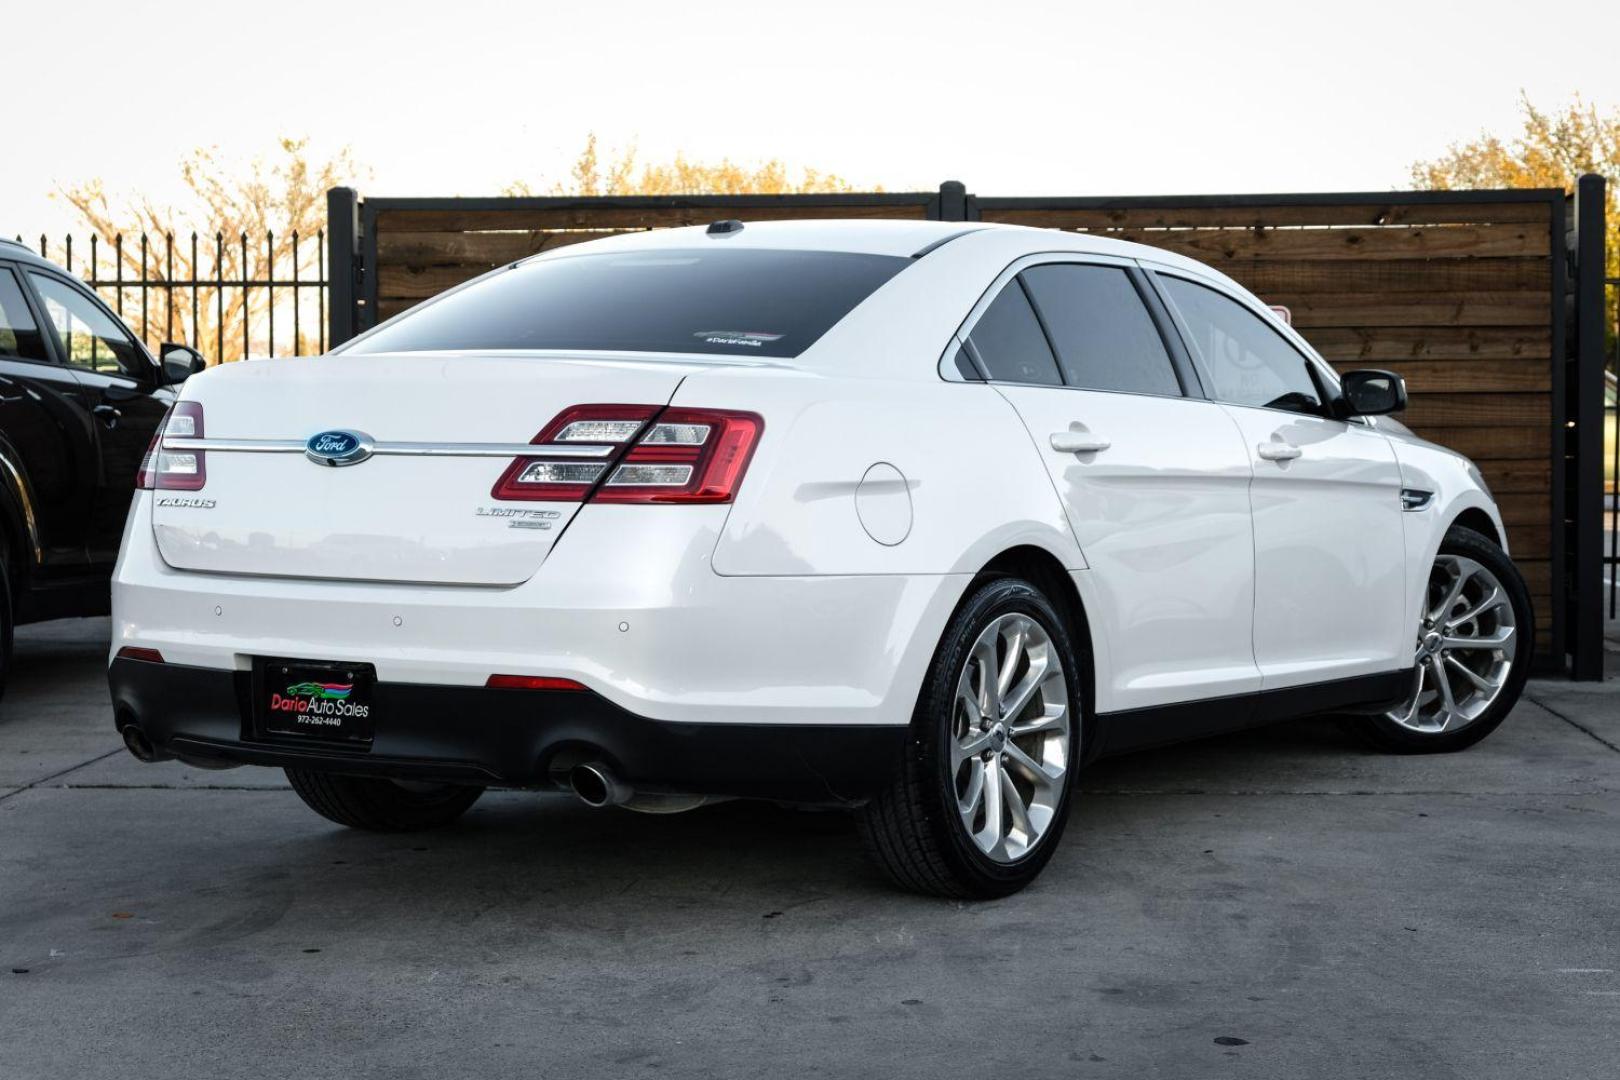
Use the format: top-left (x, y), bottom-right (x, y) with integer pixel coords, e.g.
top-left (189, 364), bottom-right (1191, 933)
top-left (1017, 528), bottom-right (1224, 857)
top-left (328, 183), bottom-right (1595, 668)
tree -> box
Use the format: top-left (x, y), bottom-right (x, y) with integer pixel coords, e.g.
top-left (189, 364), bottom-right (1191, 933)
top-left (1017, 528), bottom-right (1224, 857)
top-left (58, 138), bottom-right (363, 362)
top-left (506, 134), bottom-right (871, 196)
top-left (1411, 93), bottom-right (1618, 303)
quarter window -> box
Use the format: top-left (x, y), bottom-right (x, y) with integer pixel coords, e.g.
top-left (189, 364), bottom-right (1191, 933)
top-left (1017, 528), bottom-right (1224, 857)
top-left (28, 273), bottom-right (150, 380)
top-left (1021, 264), bottom-right (1180, 396)
top-left (0, 269), bottom-right (49, 362)
top-left (1159, 275), bottom-right (1323, 414)
top-left (965, 281), bottom-right (1061, 386)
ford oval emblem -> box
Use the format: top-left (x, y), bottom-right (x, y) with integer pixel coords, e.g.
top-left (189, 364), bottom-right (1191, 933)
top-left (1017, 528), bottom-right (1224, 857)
top-left (304, 429), bottom-right (375, 467)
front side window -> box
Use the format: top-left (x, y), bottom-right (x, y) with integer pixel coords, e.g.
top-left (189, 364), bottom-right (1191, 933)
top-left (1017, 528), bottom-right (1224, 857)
top-left (0, 269), bottom-right (49, 362)
top-left (1020, 264), bottom-right (1181, 397)
top-left (27, 273), bottom-right (150, 379)
top-left (342, 249), bottom-right (910, 360)
top-left (1158, 275), bottom-right (1323, 414)
top-left (965, 281), bottom-right (1062, 385)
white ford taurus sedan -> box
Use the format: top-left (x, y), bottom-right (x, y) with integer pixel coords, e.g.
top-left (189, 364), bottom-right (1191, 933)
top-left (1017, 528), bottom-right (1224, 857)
top-left (108, 219), bottom-right (1532, 897)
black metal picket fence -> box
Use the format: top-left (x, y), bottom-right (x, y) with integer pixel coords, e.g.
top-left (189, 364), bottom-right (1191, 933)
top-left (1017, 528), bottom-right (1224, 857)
top-left (12, 231), bottom-right (328, 363)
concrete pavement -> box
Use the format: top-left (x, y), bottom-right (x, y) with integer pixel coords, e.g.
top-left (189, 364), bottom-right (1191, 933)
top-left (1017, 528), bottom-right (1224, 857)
top-left (2, 618), bottom-right (1617, 1079)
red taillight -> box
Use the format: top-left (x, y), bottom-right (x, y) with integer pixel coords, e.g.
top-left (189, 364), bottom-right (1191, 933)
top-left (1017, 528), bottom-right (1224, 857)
top-left (116, 646), bottom-right (166, 663)
top-left (136, 401), bottom-right (206, 491)
top-left (492, 405), bottom-right (762, 505)
top-left (491, 404), bottom-right (660, 501)
top-left (594, 409), bottom-right (762, 504)
top-left (485, 674), bottom-right (586, 691)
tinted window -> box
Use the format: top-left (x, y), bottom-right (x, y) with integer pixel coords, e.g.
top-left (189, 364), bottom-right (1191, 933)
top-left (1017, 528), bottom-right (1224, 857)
top-left (966, 281), bottom-right (1061, 385)
top-left (1021, 264), bottom-right (1180, 396)
top-left (1159, 276), bottom-right (1322, 414)
top-left (344, 249), bottom-right (909, 359)
top-left (28, 272), bottom-right (150, 379)
top-left (0, 269), bottom-right (49, 362)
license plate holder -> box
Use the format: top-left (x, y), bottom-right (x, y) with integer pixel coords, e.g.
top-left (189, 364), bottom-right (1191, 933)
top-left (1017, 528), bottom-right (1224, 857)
top-left (253, 658), bottom-right (376, 746)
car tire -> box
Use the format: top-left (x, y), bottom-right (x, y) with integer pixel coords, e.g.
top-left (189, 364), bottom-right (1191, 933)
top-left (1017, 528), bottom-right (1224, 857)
top-left (1353, 525), bottom-right (1534, 754)
top-left (285, 769), bottom-right (484, 832)
top-left (858, 576), bottom-right (1083, 899)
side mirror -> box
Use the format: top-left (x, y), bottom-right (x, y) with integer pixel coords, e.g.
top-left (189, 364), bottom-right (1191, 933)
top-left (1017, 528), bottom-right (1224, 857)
top-left (159, 343), bottom-right (208, 385)
top-left (1338, 369), bottom-right (1407, 417)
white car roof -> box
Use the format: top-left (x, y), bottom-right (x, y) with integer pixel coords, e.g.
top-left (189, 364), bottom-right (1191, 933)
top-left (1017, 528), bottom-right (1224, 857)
top-left (531, 218), bottom-right (1229, 282)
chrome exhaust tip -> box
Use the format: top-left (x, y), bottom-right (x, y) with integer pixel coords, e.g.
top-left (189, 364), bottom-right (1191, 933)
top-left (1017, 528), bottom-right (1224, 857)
top-left (569, 762), bottom-right (632, 808)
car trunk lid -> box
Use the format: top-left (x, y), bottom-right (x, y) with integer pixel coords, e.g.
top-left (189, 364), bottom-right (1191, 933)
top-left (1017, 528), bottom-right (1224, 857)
top-left (150, 352), bottom-right (707, 585)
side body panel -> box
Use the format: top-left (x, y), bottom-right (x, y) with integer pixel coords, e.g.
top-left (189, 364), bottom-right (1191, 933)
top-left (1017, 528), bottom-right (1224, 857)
top-left (997, 386), bottom-right (1258, 712)
top-left (1221, 404), bottom-right (1409, 686)
top-left (68, 365), bottom-right (171, 569)
top-left (0, 354), bottom-right (97, 574)
top-left (701, 368), bottom-right (1083, 578)
top-left (1384, 432), bottom-right (1513, 637)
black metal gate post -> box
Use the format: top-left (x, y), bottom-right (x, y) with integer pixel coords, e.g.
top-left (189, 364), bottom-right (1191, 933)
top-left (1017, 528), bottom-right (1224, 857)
top-left (326, 187), bottom-right (361, 349)
top-left (1570, 173), bottom-right (1607, 679)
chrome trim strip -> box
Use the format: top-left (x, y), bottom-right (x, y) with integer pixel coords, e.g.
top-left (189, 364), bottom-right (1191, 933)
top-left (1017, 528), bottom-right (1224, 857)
top-left (161, 438), bottom-right (615, 459)
top-left (1400, 488), bottom-right (1435, 511)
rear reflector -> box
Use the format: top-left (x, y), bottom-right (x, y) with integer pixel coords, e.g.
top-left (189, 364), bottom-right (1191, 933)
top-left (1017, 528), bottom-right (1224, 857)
top-left (137, 401), bottom-right (207, 491)
top-left (485, 674), bottom-right (587, 691)
top-left (492, 404), bottom-right (762, 505)
top-left (116, 647), bottom-right (166, 663)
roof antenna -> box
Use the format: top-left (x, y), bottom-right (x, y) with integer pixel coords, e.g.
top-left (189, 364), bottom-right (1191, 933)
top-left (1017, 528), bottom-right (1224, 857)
top-left (706, 219), bottom-right (745, 237)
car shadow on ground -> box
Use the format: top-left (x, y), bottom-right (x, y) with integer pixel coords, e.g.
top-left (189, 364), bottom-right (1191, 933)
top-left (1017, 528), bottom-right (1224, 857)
top-left (184, 715), bottom-right (1384, 915)
top-left (4, 616), bottom-right (1598, 914)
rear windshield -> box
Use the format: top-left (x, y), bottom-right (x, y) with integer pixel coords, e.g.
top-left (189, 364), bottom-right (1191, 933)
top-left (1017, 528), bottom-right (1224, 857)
top-left (341, 248), bottom-right (911, 359)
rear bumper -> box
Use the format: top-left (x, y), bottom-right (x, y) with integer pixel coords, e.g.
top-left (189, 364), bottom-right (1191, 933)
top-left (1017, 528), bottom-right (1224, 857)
top-left (108, 657), bottom-right (908, 803)
top-left (112, 495), bottom-right (969, 729)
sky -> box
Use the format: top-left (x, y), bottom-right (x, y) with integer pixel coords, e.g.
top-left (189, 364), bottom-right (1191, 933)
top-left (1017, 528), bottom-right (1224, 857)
top-left (7, 0), bottom-right (1620, 239)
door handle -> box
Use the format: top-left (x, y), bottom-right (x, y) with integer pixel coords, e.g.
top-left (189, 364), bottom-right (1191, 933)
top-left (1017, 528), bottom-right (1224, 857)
top-left (93, 404), bottom-right (122, 428)
top-left (1257, 442), bottom-right (1301, 461)
top-left (1050, 432), bottom-right (1111, 454)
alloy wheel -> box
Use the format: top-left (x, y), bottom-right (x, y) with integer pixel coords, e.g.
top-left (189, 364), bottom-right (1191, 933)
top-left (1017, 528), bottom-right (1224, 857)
top-left (950, 613), bottom-right (1070, 863)
top-left (1387, 554), bottom-right (1518, 734)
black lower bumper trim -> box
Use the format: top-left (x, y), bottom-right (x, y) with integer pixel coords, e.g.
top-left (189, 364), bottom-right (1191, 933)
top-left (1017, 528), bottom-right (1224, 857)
top-left (1094, 667), bottom-right (1414, 757)
top-left (108, 658), bottom-right (907, 804)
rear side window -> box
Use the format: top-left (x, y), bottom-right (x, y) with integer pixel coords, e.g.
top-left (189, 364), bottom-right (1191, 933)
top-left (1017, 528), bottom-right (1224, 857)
top-left (1159, 275), bottom-right (1324, 414)
top-left (0, 269), bottom-right (49, 362)
top-left (28, 272), bottom-right (150, 379)
top-left (1021, 264), bottom-right (1181, 396)
top-left (342, 249), bottom-right (910, 360)
top-left (965, 281), bottom-right (1061, 386)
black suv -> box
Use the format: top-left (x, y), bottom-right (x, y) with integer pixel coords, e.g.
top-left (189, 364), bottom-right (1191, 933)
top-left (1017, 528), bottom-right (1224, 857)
top-left (0, 238), bottom-right (205, 698)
